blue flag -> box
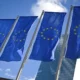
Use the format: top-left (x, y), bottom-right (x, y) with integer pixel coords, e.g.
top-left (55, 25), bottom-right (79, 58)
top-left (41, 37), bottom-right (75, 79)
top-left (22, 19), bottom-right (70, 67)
top-left (29, 12), bottom-right (66, 61)
top-left (66, 7), bottom-right (80, 59)
top-left (0, 19), bottom-right (15, 48)
top-left (0, 16), bottom-right (37, 61)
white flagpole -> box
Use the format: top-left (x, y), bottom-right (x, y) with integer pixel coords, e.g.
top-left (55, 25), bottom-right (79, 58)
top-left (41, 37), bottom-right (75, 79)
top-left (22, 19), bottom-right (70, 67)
top-left (0, 16), bottom-right (19, 54)
top-left (55, 5), bottom-right (73, 80)
top-left (16, 11), bottom-right (44, 80)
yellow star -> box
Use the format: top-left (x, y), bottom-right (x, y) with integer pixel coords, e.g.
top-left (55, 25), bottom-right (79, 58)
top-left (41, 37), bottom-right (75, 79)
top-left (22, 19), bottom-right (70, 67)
top-left (74, 33), bottom-right (77, 35)
top-left (47, 38), bottom-right (50, 40)
top-left (43, 37), bottom-right (46, 39)
top-left (20, 40), bottom-right (22, 42)
top-left (24, 30), bottom-right (26, 32)
top-left (50, 27), bottom-right (52, 29)
top-left (74, 29), bottom-right (76, 31)
top-left (43, 29), bottom-right (45, 31)
top-left (54, 28), bottom-right (56, 30)
top-left (41, 35), bottom-right (44, 37)
top-left (51, 38), bottom-right (54, 40)
top-left (76, 26), bottom-right (78, 28)
top-left (46, 28), bottom-right (49, 30)
top-left (41, 32), bottom-right (43, 34)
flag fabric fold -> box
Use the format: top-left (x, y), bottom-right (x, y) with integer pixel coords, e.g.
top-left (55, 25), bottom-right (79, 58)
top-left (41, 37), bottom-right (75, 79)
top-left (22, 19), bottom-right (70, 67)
top-left (0, 16), bottom-right (37, 61)
top-left (66, 7), bottom-right (80, 59)
top-left (0, 19), bottom-right (15, 48)
top-left (29, 12), bottom-right (66, 61)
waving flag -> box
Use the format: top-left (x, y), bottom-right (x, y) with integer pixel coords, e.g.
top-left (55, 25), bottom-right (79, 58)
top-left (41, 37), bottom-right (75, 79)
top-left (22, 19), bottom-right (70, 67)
top-left (66, 7), bottom-right (80, 59)
top-left (29, 12), bottom-right (66, 61)
top-left (0, 16), bottom-right (37, 61)
top-left (0, 19), bottom-right (15, 48)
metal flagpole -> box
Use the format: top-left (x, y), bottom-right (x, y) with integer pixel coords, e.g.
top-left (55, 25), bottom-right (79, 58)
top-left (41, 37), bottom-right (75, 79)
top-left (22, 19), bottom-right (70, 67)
top-left (55, 5), bottom-right (73, 80)
top-left (0, 16), bottom-right (19, 53)
top-left (16, 11), bottom-right (44, 80)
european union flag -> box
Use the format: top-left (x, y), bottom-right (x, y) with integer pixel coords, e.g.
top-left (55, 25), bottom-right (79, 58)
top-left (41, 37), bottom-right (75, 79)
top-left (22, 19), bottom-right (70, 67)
top-left (0, 19), bottom-right (15, 48)
top-left (66, 7), bottom-right (80, 59)
top-left (29, 12), bottom-right (66, 61)
top-left (0, 16), bottom-right (37, 61)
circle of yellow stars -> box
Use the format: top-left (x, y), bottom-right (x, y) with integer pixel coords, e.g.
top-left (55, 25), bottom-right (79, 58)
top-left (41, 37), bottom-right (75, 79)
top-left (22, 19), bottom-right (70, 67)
top-left (40, 27), bottom-right (59, 41)
top-left (74, 25), bottom-right (80, 38)
top-left (13, 30), bottom-right (27, 42)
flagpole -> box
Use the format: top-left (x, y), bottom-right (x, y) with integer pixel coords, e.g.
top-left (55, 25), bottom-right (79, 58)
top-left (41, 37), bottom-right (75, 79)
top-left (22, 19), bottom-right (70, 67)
top-left (55, 5), bottom-right (73, 80)
top-left (15, 11), bottom-right (44, 80)
top-left (0, 16), bottom-right (19, 53)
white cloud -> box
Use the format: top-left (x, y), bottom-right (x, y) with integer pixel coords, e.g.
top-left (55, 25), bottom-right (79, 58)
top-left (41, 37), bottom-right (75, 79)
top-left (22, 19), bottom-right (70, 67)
top-left (28, 78), bottom-right (35, 80)
top-left (5, 69), bottom-right (11, 72)
top-left (28, 75), bottom-right (36, 80)
top-left (31, 0), bottom-right (67, 16)
top-left (5, 73), bottom-right (15, 78)
top-left (73, 59), bottom-right (80, 80)
top-left (0, 68), bottom-right (3, 71)
top-left (21, 76), bottom-right (28, 80)
top-left (22, 76), bottom-right (36, 80)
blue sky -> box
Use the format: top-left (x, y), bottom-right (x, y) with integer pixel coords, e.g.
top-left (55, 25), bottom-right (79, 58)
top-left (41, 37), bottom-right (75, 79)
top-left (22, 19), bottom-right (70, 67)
top-left (0, 0), bottom-right (80, 80)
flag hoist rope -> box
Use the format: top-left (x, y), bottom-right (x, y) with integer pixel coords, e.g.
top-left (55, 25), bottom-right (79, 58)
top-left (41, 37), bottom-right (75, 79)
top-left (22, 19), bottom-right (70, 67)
top-left (16, 11), bottom-right (44, 80)
top-left (55, 5), bottom-right (73, 80)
